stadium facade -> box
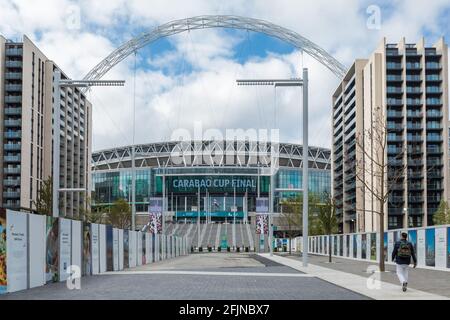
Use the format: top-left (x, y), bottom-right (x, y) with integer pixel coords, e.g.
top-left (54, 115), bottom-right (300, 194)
top-left (91, 140), bottom-right (331, 232)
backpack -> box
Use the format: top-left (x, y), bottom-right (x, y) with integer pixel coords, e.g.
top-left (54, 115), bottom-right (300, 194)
top-left (397, 240), bottom-right (411, 258)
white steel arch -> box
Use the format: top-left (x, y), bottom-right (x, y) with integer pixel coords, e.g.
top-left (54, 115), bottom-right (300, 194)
top-left (83, 15), bottom-right (346, 82)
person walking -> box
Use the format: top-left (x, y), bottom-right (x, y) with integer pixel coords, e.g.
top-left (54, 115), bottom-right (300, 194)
top-left (392, 232), bottom-right (417, 292)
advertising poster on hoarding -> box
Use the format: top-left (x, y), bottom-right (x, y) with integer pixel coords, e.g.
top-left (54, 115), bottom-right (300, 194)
top-left (256, 215), bottom-right (268, 234)
top-left (384, 232), bottom-right (388, 262)
top-left (361, 234), bottom-right (367, 260)
top-left (46, 216), bottom-right (59, 283)
top-left (91, 224), bottom-right (99, 275)
top-left (6, 211), bottom-right (28, 292)
top-left (149, 213), bottom-right (162, 234)
top-left (388, 232), bottom-right (394, 262)
top-left (106, 226), bottom-right (113, 272)
top-left (425, 228), bottom-right (435, 267)
top-left (339, 236), bottom-right (343, 256)
top-left (58, 218), bottom-right (71, 282)
top-left (346, 235), bottom-right (350, 257)
top-left (113, 228), bottom-right (119, 271)
top-left (333, 235), bottom-right (337, 256)
top-left (408, 230), bottom-right (417, 254)
top-left (82, 223), bottom-right (91, 276)
top-left (370, 233), bottom-right (376, 260)
top-left (0, 210), bottom-right (6, 294)
top-left (352, 235), bottom-right (357, 258)
top-left (447, 227), bottom-right (450, 268)
top-left (319, 236), bottom-right (323, 254)
top-left (435, 227), bottom-right (446, 269)
top-left (417, 229), bottom-right (426, 266)
top-left (323, 236), bottom-right (327, 255)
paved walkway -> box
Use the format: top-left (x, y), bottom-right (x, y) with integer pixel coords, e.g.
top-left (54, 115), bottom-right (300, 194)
top-left (0, 253), bottom-right (368, 300)
top-left (260, 253), bottom-right (450, 300)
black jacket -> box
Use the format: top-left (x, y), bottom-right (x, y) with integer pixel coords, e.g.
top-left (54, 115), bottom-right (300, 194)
top-left (392, 240), bottom-right (417, 265)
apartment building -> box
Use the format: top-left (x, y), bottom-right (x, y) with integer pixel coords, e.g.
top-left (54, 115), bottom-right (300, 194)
top-left (332, 37), bottom-right (449, 233)
top-left (0, 35), bottom-right (92, 218)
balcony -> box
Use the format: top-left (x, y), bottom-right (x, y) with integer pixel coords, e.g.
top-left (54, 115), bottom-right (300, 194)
top-left (387, 62), bottom-right (402, 70)
top-left (427, 196), bottom-right (441, 203)
top-left (387, 110), bottom-right (403, 118)
top-left (387, 123), bottom-right (403, 130)
top-left (5, 60), bottom-right (22, 68)
top-left (408, 183), bottom-right (423, 191)
top-left (406, 62), bottom-right (421, 69)
top-left (388, 147), bottom-right (403, 154)
top-left (4, 96), bottom-right (22, 103)
top-left (4, 107), bottom-right (22, 116)
top-left (408, 171), bottom-right (423, 179)
top-left (3, 179), bottom-right (20, 186)
top-left (4, 72), bottom-right (22, 80)
top-left (426, 99), bottom-right (442, 106)
top-left (4, 119), bottom-right (21, 127)
top-left (406, 99), bottom-right (422, 106)
top-left (408, 208), bottom-right (423, 215)
top-left (426, 110), bottom-right (442, 118)
top-left (427, 147), bottom-right (442, 154)
top-left (387, 75), bottom-right (402, 82)
top-left (3, 167), bottom-right (21, 174)
top-left (407, 159), bottom-right (423, 166)
top-left (426, 123), bottom-right (442, 130)
top-left (3, 191), bottom-right (20, 198)
top-left (387, 99), bottom-right (403, 106)
top-left (5, 84), bottom-right (22, 92)
top-left (408, 196), bottom-right (423, 203)
top-left (407, 135), bottom-right (422, 142)
top-left (4, 144), bottom-right (21, 151)
top-left (4, 155), bottom-right (21, 162)
top-left (406, 123), bottom-right (422, 130)
top-left (426, 75), bottom-right (441, 82)
top-left (387, 87), bottom-right (403, 94)
top-left (406, 87), bottom-right (422, 94)
top-left (427, 159), bottom-right (442, 166)
top-left (426, 62), bottom-right (441, 69)
top-left (387, 135), bottom-right (403, 142)
top-left (426, 87), bottom-right (442, 94)
top-left (389, 195), bottom-right (404, 203)
top-left (426, 135), bottom-right (442, 142)
top-left (406, 75), bottom-right (422, 82)
top-left (5, 48), bottom-right (23, 56)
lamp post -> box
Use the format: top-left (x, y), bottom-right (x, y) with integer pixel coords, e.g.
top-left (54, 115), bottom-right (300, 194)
top-left (236, 70), bottom-right (309, 266)
top-left (52, 70), bottom-right (124, 218)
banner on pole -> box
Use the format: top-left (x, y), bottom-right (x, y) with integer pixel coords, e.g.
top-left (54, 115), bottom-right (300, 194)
top-left (149, 198), bottom-right (163, 234)
top-left (256, 215), bottom-right (268, 235)
top-left (256, 198), bottom-right (269, 213)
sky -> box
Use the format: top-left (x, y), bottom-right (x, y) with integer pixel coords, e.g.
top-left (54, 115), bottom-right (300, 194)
top-left (1, 0), bottom-right (450, 151)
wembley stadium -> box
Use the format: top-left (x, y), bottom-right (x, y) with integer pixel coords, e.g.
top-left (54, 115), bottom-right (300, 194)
top-left (91, 140), bottom-right (331, 250)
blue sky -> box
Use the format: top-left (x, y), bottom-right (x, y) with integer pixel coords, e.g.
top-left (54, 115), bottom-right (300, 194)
top-left (1, 0), bottom-right (450, 150)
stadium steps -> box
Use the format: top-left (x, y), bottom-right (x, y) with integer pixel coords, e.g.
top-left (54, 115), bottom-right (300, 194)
top-left (236, 224), bottom-right (243, 247)
top-left (199, 223), bottom-right (208, 248)
top-left (231, 223), bottom-right (236, 248)
top-left (215, 223), bottom-right (222, 248)
top-left (245, 223), bottom-right (255, 249)
top-left (171, 223), bottom-right (180, 235)
top-left (205, 223), bottom-right (216, 247)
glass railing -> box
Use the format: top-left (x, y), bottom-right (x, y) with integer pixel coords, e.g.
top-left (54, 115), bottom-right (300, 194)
top-left (5, 60), bottom-right (22, 68)
top-left (4, 108), bottom-right (22, 115)
top-left (406, 75), bottom-right (422, 81)
top-left (426, 75), bottom-right (441, 81)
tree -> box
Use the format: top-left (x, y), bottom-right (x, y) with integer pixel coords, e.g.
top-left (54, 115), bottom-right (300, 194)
top-left (354, 106), bottom-right (407, 272)
top-left (33, 176), bottom-right (53, 215)
top-left (433, 200), bottom-right (450, 225)
top-left (108, 198), bottom-right (131, 229)
top-left (315, 193), bottom-right (339, 262)
top-left (280, 193), bottom-right (322, 254)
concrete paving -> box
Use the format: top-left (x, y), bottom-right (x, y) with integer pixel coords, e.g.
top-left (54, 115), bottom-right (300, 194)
top-left (0, 253), bottom-right (369, 300)
top-left (284, 253), bottom-right (450, 298)
top-left (262, 253), bottom-right (449, 300)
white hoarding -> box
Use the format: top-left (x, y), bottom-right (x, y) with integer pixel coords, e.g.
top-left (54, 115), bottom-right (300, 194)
top-left (6, 210), bottom-right (28, 292)
top-left (387, 232), bottom-right (394, 263)
top-left (29, 213), bottom-right (46, 289)
top-left (356, 234), bottom-right (362, 259)
top-left (417, 229), bottom-right (426, 267)
top-left (113, 228), bottom-right (119, 271)
top-left (91, 223), bottom-right (100, 275)
top-left (129, 231), bottom-right (136, 268)
top-left (59, 218), bottom-right (72, 282)
top-left (71, 220), bottom-right (82, 275)
top-left (99, 224), bottom-right (107, 273)
top-left (435, 227), bottom-right (447, 269)
top-left (118, 229), bottom-right (124, 270)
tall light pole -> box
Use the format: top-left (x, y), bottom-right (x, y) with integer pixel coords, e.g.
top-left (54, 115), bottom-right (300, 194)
top-left (237, 71), bottom-right (309, 265)
top-left (52, 70), bottom-right (124, 218)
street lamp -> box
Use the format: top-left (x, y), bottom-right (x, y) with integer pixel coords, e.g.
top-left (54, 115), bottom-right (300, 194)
top-left (52, 70), bottom-right (125, 218)
top-left (236, 69), bottom-right (309, 266)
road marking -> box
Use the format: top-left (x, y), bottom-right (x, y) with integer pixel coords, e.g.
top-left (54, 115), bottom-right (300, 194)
top-left (259, 254), bottom-right (449, 300)
top-left (101, 270), bottom-right (315, 278)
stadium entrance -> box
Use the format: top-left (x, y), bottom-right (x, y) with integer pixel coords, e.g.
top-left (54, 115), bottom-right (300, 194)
top-left (155, 174), bottom-right (270, 223)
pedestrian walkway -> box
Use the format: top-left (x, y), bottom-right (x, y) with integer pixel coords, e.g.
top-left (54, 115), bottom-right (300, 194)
top-left (260, 253), bottom-right (450, 300)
